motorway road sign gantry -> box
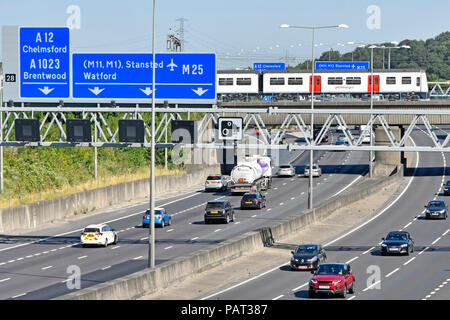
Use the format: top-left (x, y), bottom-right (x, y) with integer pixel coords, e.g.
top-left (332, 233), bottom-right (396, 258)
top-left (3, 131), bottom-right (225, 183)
top-left (2, 26), bottom-right (217, 104)
top-left (72, 53), bottom-right (216, 101)
top-left (315, 61), bottom-right (369, 70)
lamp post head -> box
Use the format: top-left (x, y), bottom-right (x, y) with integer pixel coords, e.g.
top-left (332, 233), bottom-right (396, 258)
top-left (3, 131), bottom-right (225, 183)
top-left (338, 24), bottom-right (349, 29)
top-left (390, 41), bottom-right (399, 45)
top-left (280, 24), bottom-right (290, 28)
top-left (401, 45), bottom-right (411, 49)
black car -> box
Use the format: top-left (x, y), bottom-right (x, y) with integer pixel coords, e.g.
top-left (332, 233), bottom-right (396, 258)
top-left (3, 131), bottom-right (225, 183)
top-left (443, 180), bottom-right (450, 195)
top-left (240, 192), bottom-right (266, 209)
top-left (313, 128), bottom-right (329, 143)
top-left (424, 200), bottom-right (447, 219)
top-left (204, 200), bottom-right (235, 224)
top-left (381, 231), bottom-right (414, 256)
top-left (290, 244), bottom-right (327, 270)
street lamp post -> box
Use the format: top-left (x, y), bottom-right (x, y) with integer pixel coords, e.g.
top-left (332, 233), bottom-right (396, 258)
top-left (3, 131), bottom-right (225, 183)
top-left (281, 23), bottom-right (348, 210)
top-left (148, 0), bottom-right (156, 269)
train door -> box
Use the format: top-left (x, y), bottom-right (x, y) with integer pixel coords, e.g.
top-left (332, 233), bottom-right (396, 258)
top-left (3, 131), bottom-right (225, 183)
top-left (309, 75), bottom-right (321, 93)
top-left (368, 75), bottom-right (380, 93)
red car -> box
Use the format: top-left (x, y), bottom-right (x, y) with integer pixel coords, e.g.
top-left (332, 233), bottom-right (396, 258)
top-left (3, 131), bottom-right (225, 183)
top-left (308, 263), bottom-right (355, 298)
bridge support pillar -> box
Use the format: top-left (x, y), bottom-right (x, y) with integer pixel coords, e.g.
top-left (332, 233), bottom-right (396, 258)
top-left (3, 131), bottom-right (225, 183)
top-left (374, 126), bottom-right (402, 176)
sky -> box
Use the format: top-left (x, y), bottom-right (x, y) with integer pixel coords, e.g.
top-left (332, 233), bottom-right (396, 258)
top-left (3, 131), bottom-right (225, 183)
top-left (0, 0), bottom-right (449, 69)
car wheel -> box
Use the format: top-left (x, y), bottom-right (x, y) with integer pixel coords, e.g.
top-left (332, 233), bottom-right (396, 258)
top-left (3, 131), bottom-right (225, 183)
top-left (113, 235), bottom-right (118, 245)
top-left (160, 220), bottom-right (165, 228)
top-left (340, 285), bottom-right (347, 298)
top-left (225, 215), bottom-right (230, 224)
top-left (231, 213), bottom-right (235, 222)
top-left (104, 239), bottom-right (108, 248)
top-left (168, 217), bottom-right (172, 226)
top-left (349, 282), bottom-right (355, 294)
top-left (406, 246), bottom-right (410, 256)
top-left (308, 290), bottom-right (315, 298)
top-left (81, 244), bottom-right (86, 248)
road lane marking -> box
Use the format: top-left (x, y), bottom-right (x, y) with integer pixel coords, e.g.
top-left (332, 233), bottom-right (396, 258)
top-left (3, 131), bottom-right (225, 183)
top-left (346, 257), bottom-right (358, 264)
top-left (111, 246), bottom-right (121, 250)
top-left (291, 282), bottom-right (308, 292)
top-left (41, 266), bottom-right (53, 270)
top-left (214, 229), bottom-right (221, 232)
top-left (419, 247), bottom-right (429, 255)
top-left (385, 268), bottom-right (400, 278)
top-left (363, 280), bottom-right (381, 292)
top-left (133, 256), bottom-right (143, 260)
top-left (251, 215), bottom-right (257, 218)
top-left (272, 295), bottom-right (284, 300)
top-left (403, 257), bottom-right (416, 266)
top-left (432, 237), bottom-right (441, 245)
top-left (164, 246), bottom-right (173, 250)
top-left (0, 278), bottom-right (10, 282)
top-left (77, 255), bottom-right (88, 260)
top-left (362, 247), bottom-right (375, 255)
top-left (11, 293), bottom-right (26, 299)
top-left (190, 237), bottom-right (199, 241)
top-left (166, 229), bottom-right (174, 233)
top-left (101, 266), bottom-right (111, 270)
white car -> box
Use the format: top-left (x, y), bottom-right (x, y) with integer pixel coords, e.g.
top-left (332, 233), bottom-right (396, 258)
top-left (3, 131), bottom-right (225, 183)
top-left (205, 174), bottom-right (228, 192)
top-left (304, 164), bottom-right (322, 177)
top-left (81, 224), bottom-right (118, 247)
top-left (278, 164), bottom-right (295, 177)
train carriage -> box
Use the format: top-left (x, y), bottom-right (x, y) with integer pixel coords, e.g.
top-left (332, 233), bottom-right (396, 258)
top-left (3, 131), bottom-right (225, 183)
top-left (216, 68), bottom-right (428, 101)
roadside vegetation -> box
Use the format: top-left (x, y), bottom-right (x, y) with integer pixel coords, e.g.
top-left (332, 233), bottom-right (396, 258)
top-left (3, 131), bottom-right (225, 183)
top-left (0, 111), bottom-right (207, 208)
top-left (290, 31), bottom-right (450, 81)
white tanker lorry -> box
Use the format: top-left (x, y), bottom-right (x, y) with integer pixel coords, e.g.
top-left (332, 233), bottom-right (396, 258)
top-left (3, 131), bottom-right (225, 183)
top-left (230, 155), bottom-right (273, 194)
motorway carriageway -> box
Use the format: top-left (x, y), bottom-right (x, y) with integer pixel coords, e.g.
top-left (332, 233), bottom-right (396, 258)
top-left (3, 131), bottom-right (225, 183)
top-left (201, 127), bottom-right (450, 300)
top-left (0, 132), bottom-right (369, 300)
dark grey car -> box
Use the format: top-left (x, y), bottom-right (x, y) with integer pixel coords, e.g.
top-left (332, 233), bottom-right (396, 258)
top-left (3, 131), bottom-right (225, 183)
top-left (204, 200), bottom-right (235, 224)
top-left (290, 244), bottom-right (327, 270)
top-left (424, 200), bottom-right (447, 219)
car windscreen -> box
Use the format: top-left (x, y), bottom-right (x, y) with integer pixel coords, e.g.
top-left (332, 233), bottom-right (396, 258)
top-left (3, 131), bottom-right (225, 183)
top-left (280, 165), bottom-right (291, 169)
top-left (428, 201), bottom-right (444, 208)
top-left (386, 233), bottom-right (407, 241)
top-left (295, 245), bottom-right (318, 255)
top-left (207, 176), bottom-right (221, 180)
top-left (243, 194), bottom-right (257, 200)
top-left (206, 202), bottom-right (225, 210)
top-left (83, 228), bottom-right (100, 233)
top-left (316, 264), bottom-right (345, 275)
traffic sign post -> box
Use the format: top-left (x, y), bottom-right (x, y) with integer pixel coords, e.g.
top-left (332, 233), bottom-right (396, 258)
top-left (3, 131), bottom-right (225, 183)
top-left (72, 53), bottom-right (216, 102)
top-left (315, 61), bottom-right (369, 70)
top-left (19, 27), bottom-right (70, 99)
top-left (218, 117), bottom-right (243, 141)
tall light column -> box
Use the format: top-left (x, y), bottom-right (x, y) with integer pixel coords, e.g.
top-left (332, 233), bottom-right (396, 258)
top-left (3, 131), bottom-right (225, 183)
top-left (148, 0), bottom-right (156, 269)
top-left (280, 23), bottom-right (348, 209)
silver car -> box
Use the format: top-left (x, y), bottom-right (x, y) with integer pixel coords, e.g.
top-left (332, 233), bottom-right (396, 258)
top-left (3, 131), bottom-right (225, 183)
top-left (278, 164), bottom-right (295, 177)
top-left (304, 164), bottom-right (322, 177)
top-left (204, 174), bottom-right (228, 192)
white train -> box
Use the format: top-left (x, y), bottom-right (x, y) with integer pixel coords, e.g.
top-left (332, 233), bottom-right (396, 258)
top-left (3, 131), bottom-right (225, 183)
top-left (217, 69), bottom-right (428, 101)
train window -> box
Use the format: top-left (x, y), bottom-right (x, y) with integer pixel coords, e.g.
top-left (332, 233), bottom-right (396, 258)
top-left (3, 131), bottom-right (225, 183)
top-left (236, 78), bottom-right (252, 86)
top-left (402, 77), bottom-right (412, 85)
top-left (288, 77), bottom-right (303, 85)
top-left (328, 77), bottom-right (343, 85)
top-left (346, 77), bottom-right (361, 85)
top-left (270, 78), bottom-right (285, 85)
top-left (386, 77), bottom-right (396, 85)
top-left (416, 77), bottom-right (421, 86)
top-left (219, 78), bottom-right (233, 86)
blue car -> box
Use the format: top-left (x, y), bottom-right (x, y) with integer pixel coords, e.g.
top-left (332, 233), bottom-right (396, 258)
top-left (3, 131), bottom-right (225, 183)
top-left (335, 135), bottom-right (347, 145)
top-left (142, 207), bottom-right (172, 228)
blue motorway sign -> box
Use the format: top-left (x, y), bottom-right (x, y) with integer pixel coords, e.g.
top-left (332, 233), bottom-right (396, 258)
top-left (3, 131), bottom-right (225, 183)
top-left (19, 27), bottom-right (70, 98)
top-left (315, 61), bottom-right (369, 70)
top-left (72, 53), bottom-right (216, 100)
top-left (253, 62), bottom-right (285, 74)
